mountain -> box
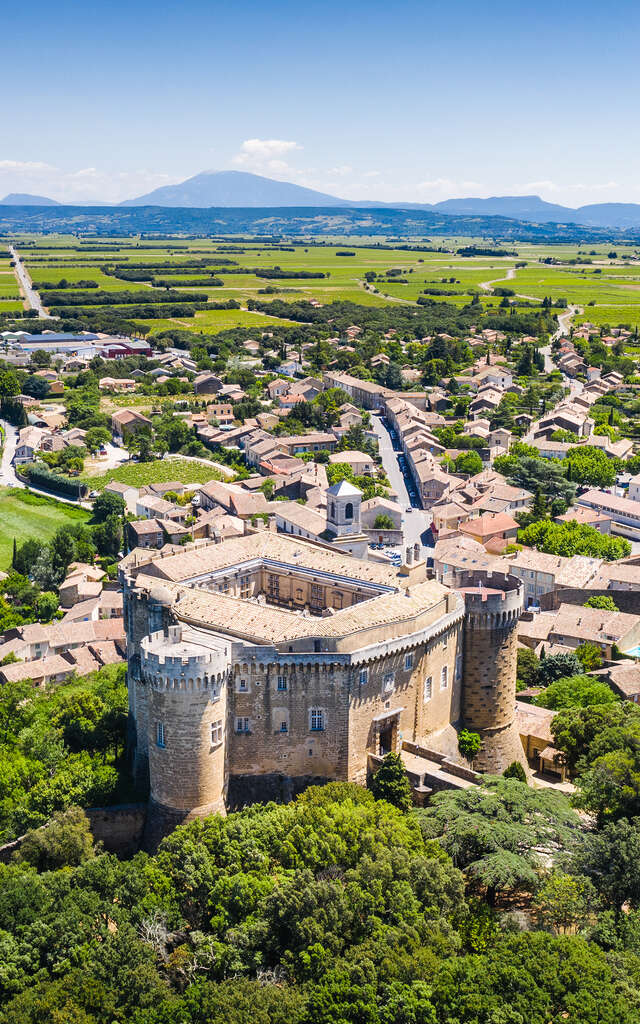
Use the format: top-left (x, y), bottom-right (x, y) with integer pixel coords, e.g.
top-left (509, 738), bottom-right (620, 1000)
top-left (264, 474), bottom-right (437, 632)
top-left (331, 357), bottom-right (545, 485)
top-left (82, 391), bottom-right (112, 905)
top-left (0, 192), bottom-right (60, 206)
top-left (121, 170), bottom-right (350, 208)
top-left (430, 194), bottom-right (573, 222)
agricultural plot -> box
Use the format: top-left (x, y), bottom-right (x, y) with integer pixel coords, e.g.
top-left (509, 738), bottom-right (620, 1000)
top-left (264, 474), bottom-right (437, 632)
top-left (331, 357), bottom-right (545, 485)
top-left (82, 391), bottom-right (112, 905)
top-left (10, 235), bottom-right (640, 340)
top-left (0, 487), bottom-right (89, 570)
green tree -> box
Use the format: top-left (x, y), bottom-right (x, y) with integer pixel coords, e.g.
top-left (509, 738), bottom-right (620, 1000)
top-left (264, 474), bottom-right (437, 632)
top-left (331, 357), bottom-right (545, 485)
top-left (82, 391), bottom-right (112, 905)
top-left (585, 595), bottom-right (618, 611)
top-left (457, 729), bottom-right (482, 762)
top-left (370, 752), bottom-right (412, 812)
top-left (503, 761), bottom-right (527, 783)
top-left (516, 648), bottom-right (540, 689)
top-left (575, 641), bottom-right (603, 672)
top-left (572, 818), bottom-right (640, 915)
top-left (454, 451), bottom-right (483, 476)
top-left (533, 871), bottom-right (597, 934)
top-left (536, 652), bottom-right (581, 687)
top-left (534, 674), bottom-right (617, 711)
top-left (15, 806), bottom-right (95, 871)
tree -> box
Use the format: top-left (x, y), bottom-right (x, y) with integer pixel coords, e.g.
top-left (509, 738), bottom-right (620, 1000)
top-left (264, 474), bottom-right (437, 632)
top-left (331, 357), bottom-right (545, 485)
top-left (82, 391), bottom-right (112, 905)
top-left (536, 652), bottom-right (581, 687)
top-left (84, 427), bottom-right (111, 453)
top-left (454, 451), bottom-right (483, 476)
top-left (93, 514), bottom-right (122, 558)
top-left (517, 648), bottom-right (540, 689)
top-left (564, 446), bottom-right (617, 488)
top-left (585, 595), bottom-right (618, 611)
top-left (575, 641), bottom-right (603, 672)
top-left (92, 491), bottom-right (125, 522)
top-left (533, 871), bottom-right (598, 934)
top-left (373, 513), bottom-right (394, 530)
top-left (534, 674), bottom-right (617, 711)
top-left (370, 752), bottom-right (412, 812)
top-left (503, 761), bottom-right (527, 783)
top-left (507, 456), bottom-right (575, 509)
top-left (572, 818), bottom-right (640, 915)
top-left (14, 806), bottom-right (95, 871)
top-left (458, 729), bottom-right (482, 762)
top-left (551, 701), bottom-right (640, 775)
top-left (34, 591), bottom-right (59, 622)
top-left (417, 777), bottom-right (581, 902)
top-left (519, 519), bottom-right (631, 560)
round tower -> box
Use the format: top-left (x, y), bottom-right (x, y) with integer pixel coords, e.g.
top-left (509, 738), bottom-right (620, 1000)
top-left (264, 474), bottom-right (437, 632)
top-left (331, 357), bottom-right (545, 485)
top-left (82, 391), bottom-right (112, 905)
top-left (458, 569), bottom-right (526, 774)
top-left (140, 623), bottom-right (232, 850)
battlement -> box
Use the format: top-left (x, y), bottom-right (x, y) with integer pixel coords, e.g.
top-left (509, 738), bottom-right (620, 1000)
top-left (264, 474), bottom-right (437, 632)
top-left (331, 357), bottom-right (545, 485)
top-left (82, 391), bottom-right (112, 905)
top-left (458, 570), bottom-right (523, 627)
top-left (140, 625), bottom-right (231, 691)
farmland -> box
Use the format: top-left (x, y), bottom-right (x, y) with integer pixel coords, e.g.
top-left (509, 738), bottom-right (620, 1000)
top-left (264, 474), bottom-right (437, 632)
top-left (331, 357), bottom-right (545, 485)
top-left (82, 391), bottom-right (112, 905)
top-left (4, 235), bottom-right (640, 341)
top-left (82, 457), bottom-right (229, 489)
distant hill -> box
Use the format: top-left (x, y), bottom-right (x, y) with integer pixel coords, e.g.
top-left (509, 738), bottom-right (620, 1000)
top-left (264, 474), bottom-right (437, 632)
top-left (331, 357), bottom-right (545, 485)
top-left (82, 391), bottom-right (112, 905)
top-left (430, 194), bottom-right (573, 222)
top-left (0, 192), bottom-right (60, 206)
top-left (0, 203), bottom-right (635, 243)
top-left (121, 170), bottom-right (350, 208)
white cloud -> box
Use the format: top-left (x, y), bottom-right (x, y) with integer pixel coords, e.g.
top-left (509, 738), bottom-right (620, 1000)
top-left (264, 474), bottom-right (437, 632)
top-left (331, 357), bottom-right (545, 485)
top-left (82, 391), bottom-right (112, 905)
top-left (232, 138), bottom-right (302, 175)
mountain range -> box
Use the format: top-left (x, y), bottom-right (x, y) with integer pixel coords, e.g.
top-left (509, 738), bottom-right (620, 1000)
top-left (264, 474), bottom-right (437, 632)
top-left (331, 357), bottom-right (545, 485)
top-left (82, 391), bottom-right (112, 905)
top-left (4, 169), bottom-right (640, 228)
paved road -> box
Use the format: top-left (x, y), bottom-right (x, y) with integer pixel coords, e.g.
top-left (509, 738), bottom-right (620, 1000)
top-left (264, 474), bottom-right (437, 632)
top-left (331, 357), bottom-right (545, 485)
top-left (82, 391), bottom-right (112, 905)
top-left (0, 420), bottom-right (20, 486)
top-left (9, 246), bottom-right (52, 318)
top-left (370, 413), bottom-right (433, 555)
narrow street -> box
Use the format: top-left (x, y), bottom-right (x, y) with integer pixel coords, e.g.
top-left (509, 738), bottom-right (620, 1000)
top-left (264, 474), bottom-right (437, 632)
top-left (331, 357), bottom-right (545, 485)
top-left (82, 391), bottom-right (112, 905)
top-left (0, 420), bottom-right (20, 487)
top-left (370, 413), bottom-right (433, 555)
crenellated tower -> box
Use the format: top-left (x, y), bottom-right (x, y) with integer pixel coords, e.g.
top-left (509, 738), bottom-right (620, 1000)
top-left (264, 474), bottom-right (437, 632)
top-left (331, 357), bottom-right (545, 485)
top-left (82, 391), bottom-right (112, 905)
top-left (458, 569), bottom-right (527, 774)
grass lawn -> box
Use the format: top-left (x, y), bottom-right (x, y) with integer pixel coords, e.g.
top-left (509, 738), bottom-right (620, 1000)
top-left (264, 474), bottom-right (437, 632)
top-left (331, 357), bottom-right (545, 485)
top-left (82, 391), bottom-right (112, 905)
top-left (0, 487), bottom-right (90, 569)
top-left (83, 457), bottom-right (229, 489)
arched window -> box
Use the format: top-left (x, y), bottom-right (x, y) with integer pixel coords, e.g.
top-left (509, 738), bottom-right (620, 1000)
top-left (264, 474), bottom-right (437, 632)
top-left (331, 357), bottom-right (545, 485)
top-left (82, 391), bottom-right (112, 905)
top-left (345, 502), bottom-right (353, 520)
top-left (330, 502), bottom-right (335, 519)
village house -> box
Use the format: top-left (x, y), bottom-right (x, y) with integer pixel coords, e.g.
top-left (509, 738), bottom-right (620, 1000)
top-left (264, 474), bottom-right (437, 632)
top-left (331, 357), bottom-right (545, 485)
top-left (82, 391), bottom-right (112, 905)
top-left (111, 409), bottom-right (152, 442)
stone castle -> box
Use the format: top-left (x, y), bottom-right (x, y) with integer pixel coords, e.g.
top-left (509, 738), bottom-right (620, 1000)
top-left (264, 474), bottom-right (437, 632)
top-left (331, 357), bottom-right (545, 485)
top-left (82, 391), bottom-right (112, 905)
top-left (120, 532), bottom-right (525, 847)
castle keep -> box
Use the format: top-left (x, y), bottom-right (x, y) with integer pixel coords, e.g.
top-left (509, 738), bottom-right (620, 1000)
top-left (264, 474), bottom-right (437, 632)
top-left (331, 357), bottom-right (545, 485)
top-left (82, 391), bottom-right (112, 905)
top-left (121, 533), bottom-right (524, 845)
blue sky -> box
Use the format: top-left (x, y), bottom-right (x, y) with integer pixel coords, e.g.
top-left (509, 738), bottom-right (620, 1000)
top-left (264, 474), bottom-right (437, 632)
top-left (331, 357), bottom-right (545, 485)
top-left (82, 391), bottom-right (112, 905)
top-left (2, 0), bottom-right (638, 205)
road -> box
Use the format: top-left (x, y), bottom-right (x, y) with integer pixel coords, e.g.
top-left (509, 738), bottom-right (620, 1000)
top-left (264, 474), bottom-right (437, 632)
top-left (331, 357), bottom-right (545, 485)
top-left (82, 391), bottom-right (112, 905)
top-left (9, 246), bottom-right (52, 318)
top-left (0, 420), bottom-right (20, 486)
top-left (370, 413), bottom-right (433, 556)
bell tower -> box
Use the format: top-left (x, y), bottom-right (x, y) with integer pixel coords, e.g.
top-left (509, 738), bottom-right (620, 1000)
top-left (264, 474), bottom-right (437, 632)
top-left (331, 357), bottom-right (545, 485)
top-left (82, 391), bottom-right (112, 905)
top-left (325, 480), bottom-right (368, 558)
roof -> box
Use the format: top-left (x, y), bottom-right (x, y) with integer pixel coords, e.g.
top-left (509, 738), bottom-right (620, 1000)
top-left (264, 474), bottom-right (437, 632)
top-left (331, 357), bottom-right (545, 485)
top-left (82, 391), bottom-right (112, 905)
top-left (129, 531), bottom-right (402, 589)
top-left (328, 451), bottom-right (374, 464)
top-left (326, 479), bottom-right (363, 498)
top-left (550, 603), bottom-right (640, 645)
top-left (516, 700), bottom-right (555, 744)
top-left (275, 501), bottom-right (328, 535)
top-left (459, 512), bottom-right (519, 538)
top-left (508, 550), bottom-right (602, 587)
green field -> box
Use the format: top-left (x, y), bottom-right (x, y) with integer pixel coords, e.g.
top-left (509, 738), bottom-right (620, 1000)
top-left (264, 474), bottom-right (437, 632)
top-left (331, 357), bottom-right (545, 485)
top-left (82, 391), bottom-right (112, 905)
top-left (0, 487), bottom-right (90, 569)
top-left (11, 235), bottom-right (640, 339)
top-left (83, 457), bottom-right (229, 490)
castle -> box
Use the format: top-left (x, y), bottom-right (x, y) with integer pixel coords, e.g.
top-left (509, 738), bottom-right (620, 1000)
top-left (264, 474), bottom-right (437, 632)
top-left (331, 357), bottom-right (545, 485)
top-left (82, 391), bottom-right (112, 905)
top-left (121, 532), bottom-right (525, 847)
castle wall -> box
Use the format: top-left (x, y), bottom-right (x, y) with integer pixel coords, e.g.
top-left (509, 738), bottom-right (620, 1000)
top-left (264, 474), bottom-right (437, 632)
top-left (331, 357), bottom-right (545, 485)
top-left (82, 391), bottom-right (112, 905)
top-left (227, 656), bottom-right (350, 782)
top-left (347, 617), bottom-right (463, 784)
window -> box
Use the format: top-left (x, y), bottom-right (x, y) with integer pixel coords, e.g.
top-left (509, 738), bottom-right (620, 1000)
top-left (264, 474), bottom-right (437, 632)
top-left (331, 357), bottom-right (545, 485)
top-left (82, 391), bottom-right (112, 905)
top-left (210, 720), bottom-right (223, 745)
top-left (404, 652), bottom-right (414, 671)
top-left (441, 665), bottom-right (448, 690)
top-left (311, 583), bottom-right (324, 606)
top-left (310, 708), bottom-right (325, 731)
top-left (156, 722), bottom-right (166, 748)
top-left (359, 667), bottom-right (369, 686)
top-left (345, 502), bottom-right (353, 520)
top-left (236, 717), bottom-right (250, 733)
top-left (268, 574), bottom-right (280, 598)
top-left (424, 676), bottom-right (432, 702)
top-left (277, 675), bottom-right (287, 691)
top-left (240, 575), bottom-right (250, 598)
top-left (279, 721), bottom-right (288, 733)
top-left (383, 672), bottom-right (395, 693)
top-left (237, 678), bottom-right (249, 692)
top-left (456, 655), bottom-right (463, 681)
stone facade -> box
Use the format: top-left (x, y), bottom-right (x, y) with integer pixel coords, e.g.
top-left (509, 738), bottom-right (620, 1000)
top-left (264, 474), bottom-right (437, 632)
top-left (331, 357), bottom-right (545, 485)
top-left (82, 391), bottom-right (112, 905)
top-left (459, 569), bottom-right (527, 773)
top-left (121, 535), bottom-right (525, 846)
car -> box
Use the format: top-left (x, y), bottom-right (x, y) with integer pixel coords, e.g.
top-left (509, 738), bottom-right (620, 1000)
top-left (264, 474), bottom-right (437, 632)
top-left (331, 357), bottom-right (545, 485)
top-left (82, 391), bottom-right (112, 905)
top-left (405, 506), bottom-right (414, 513)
